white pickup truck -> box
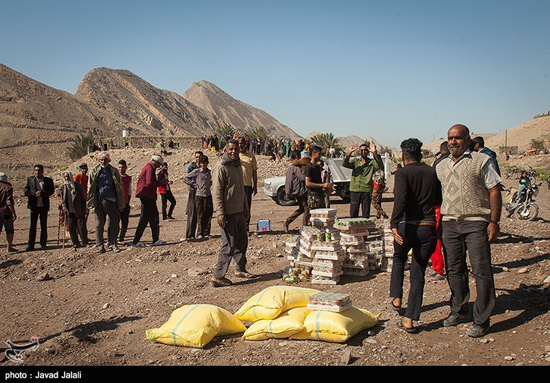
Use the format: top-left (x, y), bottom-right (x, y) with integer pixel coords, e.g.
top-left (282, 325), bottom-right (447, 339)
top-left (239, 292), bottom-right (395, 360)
top-left (263, 158), bottom-right (353, 206)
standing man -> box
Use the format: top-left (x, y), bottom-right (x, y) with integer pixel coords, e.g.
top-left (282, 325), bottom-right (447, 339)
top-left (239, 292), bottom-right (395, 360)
top-left (238, 137), bottom-right (258, 233)
top-left (210, 139), bottom-right (254, 287)
top-left (0, 173), bottom-right (17, 253)
top-left (389, 138), bottom-right (442, 333)
top-left (185, 151), bottom-right (202, 240)
top-left (435, 124), bottom-right (502, 338)
top-left (283, 150), bottom-right (309, 232)
top-left (24, 164), bottom-right (54, 251)
top-left (74, 163), bottom-right (89, 201)
top-left (132, 155), bottom-right (166, 247)
top-left (371, 169), bottom-right (388, 219)
top-left (118, 159), bottom-right (132, 244)
top-left (73, 163), bottom-right (90, 244)
top-left (472, 136), bottom-right (501, 176)
top-left (343, 143), bottom-right (383, 218)
top-left (305, 146), bottom-right (332, 210)
top-left (87, 152), bottom-right (126, 253)
top-left (157, 162), bottom-right (176, 220)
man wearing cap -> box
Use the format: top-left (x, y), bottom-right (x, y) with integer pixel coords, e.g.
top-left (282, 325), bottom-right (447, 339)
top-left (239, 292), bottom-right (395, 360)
top-left (132, 155), bottom-right (167, 247)
top-left (87, 152), bottom-right (126, 253)
top-left (24, 164), bottom-right (55, 251)
top-left (0, 173), bottom-right (17, 253)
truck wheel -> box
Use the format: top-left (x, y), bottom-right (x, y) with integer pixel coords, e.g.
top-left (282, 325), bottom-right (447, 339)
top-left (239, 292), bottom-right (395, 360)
top-left (276, 187), bottom-right (296, 206)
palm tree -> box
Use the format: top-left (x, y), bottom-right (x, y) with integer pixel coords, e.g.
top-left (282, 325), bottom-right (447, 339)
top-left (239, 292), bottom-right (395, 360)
top-left (67, 133), bottom-right (94, 161)
top-left (310, 132), bottom-right (343, 157)
top-left (248, 125), bottom-right (271, 141)
top-left (215, 123), bottom-right (236, 139)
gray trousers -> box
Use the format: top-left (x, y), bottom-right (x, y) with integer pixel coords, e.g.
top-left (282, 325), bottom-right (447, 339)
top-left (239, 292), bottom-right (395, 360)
top-left (213, 213), bottom-right (248, 279)
top-left (441, 220), bottom-right (496, 326)
top-left (95, 199), bottom-right (120, 246)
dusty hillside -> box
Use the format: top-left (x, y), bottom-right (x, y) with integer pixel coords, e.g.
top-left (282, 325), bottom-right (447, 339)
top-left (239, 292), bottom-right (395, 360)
top-left (485, 116), bottom-right (550, 153)
top-left (423, 117), bottom-right (550, 155)
top-left (183, 80), bottom-right (301, 139)
top-left (75, 68), bottom-right (224, 137)
top-left (0, 64), bottom-right (127, 167)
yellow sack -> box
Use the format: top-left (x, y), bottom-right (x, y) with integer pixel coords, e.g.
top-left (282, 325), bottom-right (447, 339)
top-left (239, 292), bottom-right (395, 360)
top-left (235, 286), bottom-right (320, 322)
top-left (243, 307), bottom-right (312, 341)
top-left (145, 304), bottom-right (246, 348)
top-left (290, 307), bottom-right (380, 343)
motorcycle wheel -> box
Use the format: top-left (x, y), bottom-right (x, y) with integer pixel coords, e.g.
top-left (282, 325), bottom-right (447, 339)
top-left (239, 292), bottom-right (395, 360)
top-left (514, 204), bottom-right (538, 221)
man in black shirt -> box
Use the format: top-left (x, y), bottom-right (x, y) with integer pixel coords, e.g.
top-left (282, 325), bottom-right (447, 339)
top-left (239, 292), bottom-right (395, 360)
top-left (24, 164), bottom-right (55, 251)
top-left (389, 138), bottom-right (442, 333)
top-left (304, 146), bottom-right (331, 210)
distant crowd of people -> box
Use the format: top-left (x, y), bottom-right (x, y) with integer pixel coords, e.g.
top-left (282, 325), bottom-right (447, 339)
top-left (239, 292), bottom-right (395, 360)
top-left (0, 125), bottom-right (505, 338)
top-left (202, 134), bottom-right (336, 162)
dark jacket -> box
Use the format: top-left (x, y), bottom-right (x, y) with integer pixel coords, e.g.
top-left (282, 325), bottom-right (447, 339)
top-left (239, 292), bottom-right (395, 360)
top-left (24, 176), bottom-right (55, 211)
top-left (61, 181), bottom-right (87, 217)
top-left (87, 164), bottom-right (126, 210)
top-left (0, 181), bottom-right (15, 216)
top-left (285, 162), bottom-right (306, 199)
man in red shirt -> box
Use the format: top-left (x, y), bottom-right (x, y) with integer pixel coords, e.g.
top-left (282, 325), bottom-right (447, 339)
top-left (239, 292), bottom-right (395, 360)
top-left (132, 155), bottom-right (166, 247)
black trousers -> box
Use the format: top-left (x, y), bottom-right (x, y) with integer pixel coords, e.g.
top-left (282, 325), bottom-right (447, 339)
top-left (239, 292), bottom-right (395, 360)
top-left (350, 191), bottom-right (372, 218)
top-left (132, 197), bottom-right (160, 244)
top-left (186, 190), bottom-right (197, 239)
top-left (244, 186), bottom-right (253, 231)
top-left (161, 190), bottom-right (176, 219)
top-left (213, 213), bottom-right (248, 279)
top-left (195, 195), bottom-right (213, 237)
top-left (389, 223), bottom-right (438, 321)
top-left (28, 208), bottom-right (48, 248)
top-left (95, 199), bottom-right (120, 246)
top-left (441, 220), bottom-right (496, 326)
top-left (119, 204), bottom-right (131, 242)
top-left (67, 213), bottom-right (88, 246)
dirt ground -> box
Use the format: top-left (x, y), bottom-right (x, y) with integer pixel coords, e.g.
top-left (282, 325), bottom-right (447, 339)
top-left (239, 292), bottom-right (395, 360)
top-left (1, 151), bottom-right (549, 368)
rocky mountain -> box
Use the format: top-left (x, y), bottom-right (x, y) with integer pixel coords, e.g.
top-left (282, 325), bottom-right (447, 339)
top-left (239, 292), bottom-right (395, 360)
top-left (0, 64), bottom-right (303, 173)
top-left (183, 80), bottom-right (300, 139)
top-left (0, 64), bottom-right (128, 167)
top-left (75, 68), bottom-right (225, 137)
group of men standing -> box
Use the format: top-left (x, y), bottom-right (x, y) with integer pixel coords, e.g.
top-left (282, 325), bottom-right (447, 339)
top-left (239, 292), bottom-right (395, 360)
top-left (0, 152), bottom-right (170, 255)
top-left (389, 124), bottom-right (502, 338)
top-left (0, 124), bottom-right (504, 337)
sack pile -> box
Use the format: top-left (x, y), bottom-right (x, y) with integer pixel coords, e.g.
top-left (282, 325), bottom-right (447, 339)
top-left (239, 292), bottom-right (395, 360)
top-left (146, 286), bottom-right (380, 348)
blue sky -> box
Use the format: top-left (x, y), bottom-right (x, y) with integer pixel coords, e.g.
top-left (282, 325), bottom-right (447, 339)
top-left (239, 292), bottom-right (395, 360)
top-left (2, 0), bottom-right (549, 148)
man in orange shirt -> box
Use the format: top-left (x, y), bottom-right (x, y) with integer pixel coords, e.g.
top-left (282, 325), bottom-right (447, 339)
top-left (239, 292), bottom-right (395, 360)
top-left (73, 164), bottom-right (89, 200)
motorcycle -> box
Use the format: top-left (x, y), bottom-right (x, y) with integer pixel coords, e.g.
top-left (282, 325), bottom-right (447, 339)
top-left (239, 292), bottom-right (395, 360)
top-left (503, 182), bottom-right (540, 221)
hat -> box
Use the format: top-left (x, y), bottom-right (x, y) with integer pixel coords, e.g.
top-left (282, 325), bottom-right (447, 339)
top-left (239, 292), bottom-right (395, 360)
top-left (0, 172), bottom-right (7, 182)
top-left (79, 163), bottom-right (88, 169)
top-left (151, 155), bottom-right (164, 164)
